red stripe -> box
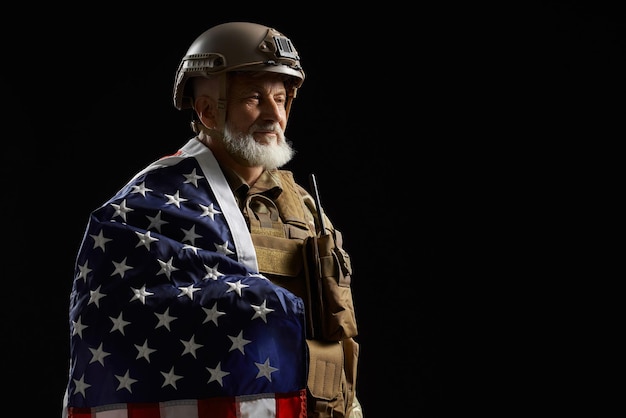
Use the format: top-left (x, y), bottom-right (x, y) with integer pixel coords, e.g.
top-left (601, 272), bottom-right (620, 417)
top-left (198, 397), bottom-right (236, 418)
top-left (128, 402), bottom-right (160, 418)
top-left (276, 390), bottom-right (308, 418)
top-left (67, 407), bottom-right (93, 418)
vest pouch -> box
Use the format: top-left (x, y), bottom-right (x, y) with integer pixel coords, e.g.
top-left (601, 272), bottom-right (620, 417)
top-left (306, 339), bottom-right (345, 418)
top-left (304, 230), bottom-right (358, 341)
top-left (251, 234), bottom-right (303, 277)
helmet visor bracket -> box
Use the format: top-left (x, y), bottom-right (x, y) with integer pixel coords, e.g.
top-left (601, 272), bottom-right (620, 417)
top-left (182, 52), bottom-right (227, 73)
top-left (259, 28), bottom-right (301, 70)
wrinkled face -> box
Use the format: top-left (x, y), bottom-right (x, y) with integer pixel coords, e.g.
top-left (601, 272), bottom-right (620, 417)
top-left (219, 73), bottom-right (295, 169)
top-left (225, 72), bottom-right (289, 145)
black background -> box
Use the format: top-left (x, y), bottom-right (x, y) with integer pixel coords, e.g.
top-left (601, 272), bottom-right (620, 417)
top-left (6, 2), bottom-right (623, 416)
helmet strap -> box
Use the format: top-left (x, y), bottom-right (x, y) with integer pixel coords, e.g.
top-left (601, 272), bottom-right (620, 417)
top-left (215, 74), bottom-right (228, 136)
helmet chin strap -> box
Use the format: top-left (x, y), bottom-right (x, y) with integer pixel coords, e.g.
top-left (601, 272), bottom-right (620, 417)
top-left (190, 122), bottom-right (224, 141)
top-left (191, 74), bottom-right (228, 140)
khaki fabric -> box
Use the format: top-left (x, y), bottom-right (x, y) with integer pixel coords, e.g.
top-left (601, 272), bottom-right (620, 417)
top-left (243, 170), bottom-right (362, 417)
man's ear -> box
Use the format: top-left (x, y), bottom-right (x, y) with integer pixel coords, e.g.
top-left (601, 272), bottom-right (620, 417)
top-left (193, 95), bottom-right (218, 129)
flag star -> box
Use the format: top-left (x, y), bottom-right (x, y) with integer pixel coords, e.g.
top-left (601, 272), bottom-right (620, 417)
top-left (135, 339), bottom-right (157, 362)
top-left (115, 370), bottom-right (138, 392)
top-left (202, 303), bottom-right (226, 326)
top-left (180, 336), bottom-right (203, 358)
top-left (161, 366), bottom-right (183, 389)
top-left (157, 257), bottom-right (179, 280)
top-left (249, 273), bottom-right (269, 280)
top-left (182, 244), bottom-right (200, 254)
top-left (251, 300), bottom-right (274, 323)
top-left (207, 362), bottom-right (230, 386)
top-left (215, 241), bottom-right (235, 256)
top-left (72, 317), bottom-right (88, 338)
top-left (73, 374), bottom-right (91, 397)
top-left (146, 211), bottom-right (168, 232)
top-left (131, 181), bottom-right (152, 197)
top-left (155, 307), bottom-right (177, 331)
top-left (164, 190), bottom-right (188, 208)
top-left (111, 199), bottom-right (133, 221)
top-left (88, 285), bottom-right (106, 307)
top-left (255, 357), bottom-right (279, 382)
top-left (226, 280), bottom-right (249, 297)
top-left (109, 313), bottom-right (131, 336)
top-left (135, 230), bottom-right (159, 249)
top-left (111, 257), bottom-right (133, 278)
top-left (228, 330), bottom-right (251, 354)
top-left (75, 261), bottom-right (92, 282)
top-left (181, 224), bottom-right (202, 245)
top-left (203, 262), bottom-right (223, 280)
top-left (90, 230), bottom-right (112, 251)
top-left (130, 285), bottom-right (154, 304)
top-left (88, 343), bottom-right (111, 366)
top-left (183, 168), bottom-right (204, 187)
top-left (199, 203), bottom-right (221, 220)
top-left (178, 283), bottom-right (200, 300)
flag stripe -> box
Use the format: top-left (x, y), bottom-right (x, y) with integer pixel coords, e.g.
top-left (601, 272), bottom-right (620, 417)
top-left (67, 391), bottom-right (306, 418)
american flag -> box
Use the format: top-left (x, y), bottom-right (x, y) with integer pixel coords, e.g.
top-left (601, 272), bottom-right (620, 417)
top-left (64, 139), bottom-right (308, 418)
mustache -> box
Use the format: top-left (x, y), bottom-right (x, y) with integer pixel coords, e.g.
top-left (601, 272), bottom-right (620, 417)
top-left (250, 123), bottom-right (282, 133)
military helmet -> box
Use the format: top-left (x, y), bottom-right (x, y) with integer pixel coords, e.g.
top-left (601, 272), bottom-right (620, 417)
top-left (173, 22), bottom-right (305, 111)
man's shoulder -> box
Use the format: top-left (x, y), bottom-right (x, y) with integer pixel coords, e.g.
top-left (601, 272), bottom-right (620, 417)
top-left (273, 170), bottom-right (311, 197)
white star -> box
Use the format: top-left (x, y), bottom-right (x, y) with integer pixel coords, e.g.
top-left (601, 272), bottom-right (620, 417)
top-left (109, 313), bottom-right (131, 336)
top-left (73, 374), bottom-right (91, 397)
top-left (135, 339), bottom-right (157, 362)
top-left (199, 203), bottom-right (221, 220)
top-left (72, 317), bottom-right (88, 338)
top-left (255, 357), bottom-right (279, 382)
top-left (164, 190), bottom-right (188, 208)
top-left (207, 362), bottom-right (230, 386)
top-left (180, 335), bottom-right (203, 358)
top-left (75, 261), bottom-right (92, 282)
top-left (203, 262), bottom-right (223, 280)
top-left (155, 308), bottom-right (177, 331)
top-left (161, 366), bottom-right (183, 389)
top-left (249, 273), bottom-right (268, 280)
top-left (181, 224), bottom-right (202, 245)
top-left (182, 244), bottom-right (200, 254)
top-left (215, 241), bottom-right (235, 256)
top-left (131, 181), bottom-right (152, 197)
top-left (228, 330), bottom-right (251, 354)
top-left (251, 300), bottom-right (274, 323)
top-left (183, 168), bottom-right (204, 187)
top-left (157, 257), bottom-right (179, 280)
top-left (130, 285), bottom-right (154, 304)
top-left (88, 285), bottom-right (106, 307)
top-left (111, 199), bottom-right (133, 221)
top-left (115, 370), bottom-right (138, 392)
top-left (226, 280), bottom-right (249, 297)
top-left (177, 283), bottom-right (200, 300)
top-left (202, 303), bottom-right (226, 326)
top-left (111, 257), bottom-right (133, 278)
top-left (146, 211), bottom-right (168, 232)
top-left (90, 230), bottom-right (112, 251)
top-left (135, 230), bottom-right (159, 249)
top-left (88, 343), bottom-right (111, 366)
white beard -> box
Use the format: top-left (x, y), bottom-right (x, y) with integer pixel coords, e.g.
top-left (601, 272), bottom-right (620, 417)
top-left (221, 122), bottom-right (295, 170)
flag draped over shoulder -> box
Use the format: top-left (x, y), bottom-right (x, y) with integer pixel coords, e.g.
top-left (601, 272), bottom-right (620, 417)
top-left (64, 139), bottom-right (307, 418)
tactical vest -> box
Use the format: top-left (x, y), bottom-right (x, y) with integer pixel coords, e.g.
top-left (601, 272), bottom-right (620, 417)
top-left (243, 170), bottom-right (360, 418)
